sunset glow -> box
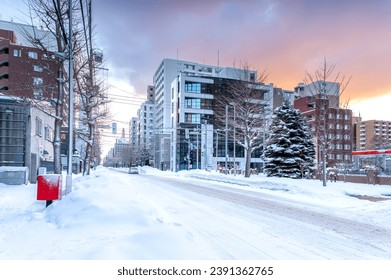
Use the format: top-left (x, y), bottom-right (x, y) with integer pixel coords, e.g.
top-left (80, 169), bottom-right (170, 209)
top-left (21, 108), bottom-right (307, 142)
top-left (3, 0), bottom-right (391, 123)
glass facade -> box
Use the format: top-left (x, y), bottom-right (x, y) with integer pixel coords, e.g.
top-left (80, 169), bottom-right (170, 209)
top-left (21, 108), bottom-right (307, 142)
top-left (184, 113), bottom-right (201, 124)
top-left (184, 81), bottom-right (212, 94)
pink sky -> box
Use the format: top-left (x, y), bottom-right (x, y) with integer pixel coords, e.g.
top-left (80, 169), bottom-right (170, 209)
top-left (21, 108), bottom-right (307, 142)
top-left (3, 0), bottom-right (391, 123)
top-left (93, 0), bottom-right (391, 105)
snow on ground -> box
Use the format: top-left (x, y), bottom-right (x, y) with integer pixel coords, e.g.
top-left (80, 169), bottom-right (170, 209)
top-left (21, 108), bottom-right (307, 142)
top-left (0, 166), bottom-right (390, 259)
top-left (141, 166), bottom-right (391, 229)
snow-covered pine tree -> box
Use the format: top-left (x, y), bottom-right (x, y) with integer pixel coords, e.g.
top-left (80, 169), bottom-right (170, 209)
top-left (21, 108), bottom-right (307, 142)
top-left (263, 103), bottom-right (315, 178)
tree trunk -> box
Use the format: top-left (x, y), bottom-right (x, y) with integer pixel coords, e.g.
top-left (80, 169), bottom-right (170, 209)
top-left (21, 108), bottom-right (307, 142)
top-left (244, 145), bottom-right (252, 177)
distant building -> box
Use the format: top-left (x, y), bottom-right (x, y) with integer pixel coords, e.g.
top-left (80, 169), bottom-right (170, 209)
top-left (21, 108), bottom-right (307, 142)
top-left (136, 99), bottom-right (154, 165)
top-left (294, 81), bottom-right (353, 168)
top-left (113, 138), bottom-right (130, 167)
top-left (129, 117), bottom-right (138, 148)
top-left (356, 120), bottom-right (391, 150)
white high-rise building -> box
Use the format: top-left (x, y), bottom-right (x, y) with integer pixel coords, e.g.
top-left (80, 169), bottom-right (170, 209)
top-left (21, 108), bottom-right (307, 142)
top-left (153, 58), bottom-right (287, 172)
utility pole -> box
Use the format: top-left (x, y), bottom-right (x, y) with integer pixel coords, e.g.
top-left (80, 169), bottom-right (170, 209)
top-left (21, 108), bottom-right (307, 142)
top-left (65, 0), bottom-right (74, 195)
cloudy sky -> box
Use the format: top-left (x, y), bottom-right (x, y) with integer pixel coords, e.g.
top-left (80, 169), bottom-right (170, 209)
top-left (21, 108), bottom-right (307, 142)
top-left (2, 0), bottom-right (391, 151)
top-left (91, 0), bottom-right (391, 120)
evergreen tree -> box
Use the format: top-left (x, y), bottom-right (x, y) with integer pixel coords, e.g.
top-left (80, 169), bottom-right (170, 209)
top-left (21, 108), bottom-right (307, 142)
top-left (263, 103), bottom-right (315, 178)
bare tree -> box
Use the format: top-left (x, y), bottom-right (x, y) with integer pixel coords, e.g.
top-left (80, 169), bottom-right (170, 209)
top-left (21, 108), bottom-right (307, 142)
top-left (22, 0), bottom-right (78, 174)
top-left (214, 64), bottom-right (270, 177)
top-left (371, 135), bottom-right (391, 150)
top-left (73, 0), bottom-right (110, 175)
top-left (23, 0), bottom-right (108, 175)
top-left (304, 58), bottom-right (351, 186)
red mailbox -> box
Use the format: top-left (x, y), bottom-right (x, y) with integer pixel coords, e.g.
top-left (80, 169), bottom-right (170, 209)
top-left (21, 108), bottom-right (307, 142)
top-left (37, 174), bottom-right (62, 201)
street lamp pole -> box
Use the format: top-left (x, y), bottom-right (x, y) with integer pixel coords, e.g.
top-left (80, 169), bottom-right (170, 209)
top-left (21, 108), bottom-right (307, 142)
top-left (65, 0), bottom-right (74, 194)
top-left (232, 104), bottom-right (236, 176)
top-left (225, 104), bottom-right (228, 175)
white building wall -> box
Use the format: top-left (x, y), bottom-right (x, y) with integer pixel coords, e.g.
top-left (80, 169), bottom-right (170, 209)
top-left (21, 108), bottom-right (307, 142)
top-left (154, 58), bottom-right (269, 171)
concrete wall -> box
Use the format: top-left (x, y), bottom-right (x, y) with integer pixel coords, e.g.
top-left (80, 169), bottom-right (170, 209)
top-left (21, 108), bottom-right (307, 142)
top-left (338, 171), bottom-right (391, 185)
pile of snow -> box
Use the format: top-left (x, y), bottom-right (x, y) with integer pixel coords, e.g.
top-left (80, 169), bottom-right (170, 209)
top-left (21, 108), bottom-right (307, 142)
top-left (0, 166), bottom-right (202, 259)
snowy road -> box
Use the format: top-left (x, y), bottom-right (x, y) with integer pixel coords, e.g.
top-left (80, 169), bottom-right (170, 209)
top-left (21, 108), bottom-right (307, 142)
top-left (1, 166), bottom-right (391, 260)
top-left (122, 170), bottom-right (391, 259)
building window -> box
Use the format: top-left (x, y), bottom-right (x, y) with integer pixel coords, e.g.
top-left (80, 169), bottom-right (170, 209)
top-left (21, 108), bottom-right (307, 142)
top-left (250, 73), bottom-right (256, 82)
top-left (344, 144), bottom-right (351, 150)
top-left (344, 155), bottom-right (351, 160)
top-left (33, 65), bottom-right (43, 72)
top-left (328, 154), bottom-right (335, 159)
top-left (336, 154), bottom-right (343, 160)
top-left (44, 126), bottom-right (53, 141)
top-left (185, 113), bottom-right (201, 124)
top-left (185, 98), bottom-right (201, 109)
top-left (13, 49), bottom-right (21, 57)
top-left (307, 102), bottom-right (315, 109)
top-left (185, 82), bottom-right (201, 93)
top-left (28, 51), bottom-right (38, 59)
top-left (33, 77), bottom-right (43, 98)
top-left (36, 117), bottom-right (42, 136)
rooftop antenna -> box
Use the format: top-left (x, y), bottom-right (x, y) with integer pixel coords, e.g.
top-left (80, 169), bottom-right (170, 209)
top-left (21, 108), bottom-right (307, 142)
top-left (176, 48), bottom-right (178, 60)
top-left (217, 50), bottom-right (219, 68)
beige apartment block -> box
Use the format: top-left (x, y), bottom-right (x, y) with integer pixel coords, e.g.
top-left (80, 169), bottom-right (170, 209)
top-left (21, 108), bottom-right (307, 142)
top-left (356, 120), bottom-right (391, 150)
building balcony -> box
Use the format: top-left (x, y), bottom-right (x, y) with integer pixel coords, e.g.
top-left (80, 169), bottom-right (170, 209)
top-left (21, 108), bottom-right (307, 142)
top-left (0, 53), bottom-right (9, 65)
top-left (0, 81), bottom-right (9, 91)
top-left (0, 65), bottom-right (9, 78)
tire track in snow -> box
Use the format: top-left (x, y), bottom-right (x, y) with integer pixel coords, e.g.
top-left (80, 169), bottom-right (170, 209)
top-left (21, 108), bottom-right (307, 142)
top-left (141, 174), bottom-right (391, 259)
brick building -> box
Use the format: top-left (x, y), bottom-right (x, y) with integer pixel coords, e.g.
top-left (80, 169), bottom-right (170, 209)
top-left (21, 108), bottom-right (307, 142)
top-left (294, 82), bottom-right (353, 168)
top-left (0, 22), bottom-right (60, 100)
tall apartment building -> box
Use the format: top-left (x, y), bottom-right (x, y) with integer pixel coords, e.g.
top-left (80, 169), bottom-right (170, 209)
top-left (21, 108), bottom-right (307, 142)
top-left (0, 21), bottom-right (59, 100)
top-left (157, 58), bottom-right (292, 172)
top-left (128, 86), bottom-right (155, 166)
top-left (153, 59), bottom-right (188, 170)
top-left (356, 120), bottom-right (391, 150)
top-left (129, 117), bottom-right (138, 148)
top-left (294, 81), bottom-right (353, 168)
top-left (153, 58), bottom-right (290, 171)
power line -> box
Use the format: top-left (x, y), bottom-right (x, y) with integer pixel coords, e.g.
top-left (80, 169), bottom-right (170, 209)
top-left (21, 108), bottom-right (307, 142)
top-left (108, 84), bottom-right (146, 100)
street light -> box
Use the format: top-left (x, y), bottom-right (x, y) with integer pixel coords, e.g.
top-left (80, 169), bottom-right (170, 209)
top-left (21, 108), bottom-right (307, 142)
top-left (225, 103), bottom-right (236, 176)
top-left (231, 103), bottom-right (236, 176)
top-left (225, 105), bottom-right (228, 175)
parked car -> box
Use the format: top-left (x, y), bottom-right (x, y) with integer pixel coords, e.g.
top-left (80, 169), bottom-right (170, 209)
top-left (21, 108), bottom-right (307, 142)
top-left (128, 167), bottom-right (139, 174)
